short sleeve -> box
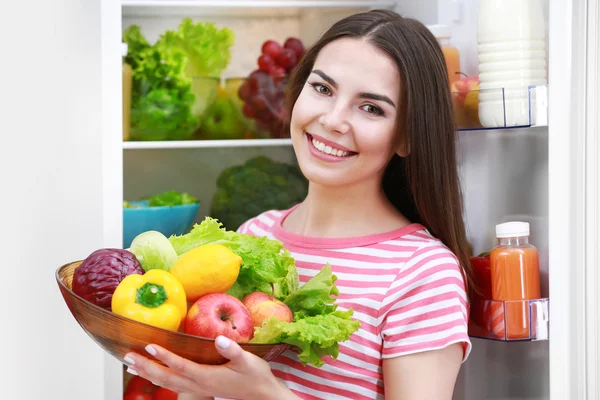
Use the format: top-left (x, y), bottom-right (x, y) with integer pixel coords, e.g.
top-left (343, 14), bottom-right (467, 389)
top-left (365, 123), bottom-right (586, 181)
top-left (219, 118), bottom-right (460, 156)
top-left (236, 219), bottom-right (252, 234)
top-left (379, 243), bottom-right (472, 362)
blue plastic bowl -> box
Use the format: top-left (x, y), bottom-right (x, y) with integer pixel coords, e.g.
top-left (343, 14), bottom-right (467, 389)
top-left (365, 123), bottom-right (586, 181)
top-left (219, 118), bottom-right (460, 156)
top-left (123, 200), bottom-right (200, 248)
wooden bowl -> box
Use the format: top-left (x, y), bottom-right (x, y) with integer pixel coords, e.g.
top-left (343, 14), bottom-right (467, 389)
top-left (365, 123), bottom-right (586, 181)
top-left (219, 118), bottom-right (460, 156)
top-left (56, 261), bottom-right (289, 365)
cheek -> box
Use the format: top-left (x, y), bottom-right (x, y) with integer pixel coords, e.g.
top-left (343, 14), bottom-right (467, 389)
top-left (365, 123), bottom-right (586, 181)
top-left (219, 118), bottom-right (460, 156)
top-left (290, 87), bottom-right (323, 133)
top-left (354, 121), bottom-right (398, 154)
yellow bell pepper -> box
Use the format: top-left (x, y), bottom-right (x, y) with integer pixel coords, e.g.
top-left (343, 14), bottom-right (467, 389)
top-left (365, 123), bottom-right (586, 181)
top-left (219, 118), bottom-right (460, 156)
top-left (111, 269), bottom-right (187, 331)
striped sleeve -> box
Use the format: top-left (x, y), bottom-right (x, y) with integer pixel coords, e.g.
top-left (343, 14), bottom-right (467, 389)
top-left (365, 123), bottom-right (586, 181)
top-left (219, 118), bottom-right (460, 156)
top-left (378, 243), bottom-right (471, 362)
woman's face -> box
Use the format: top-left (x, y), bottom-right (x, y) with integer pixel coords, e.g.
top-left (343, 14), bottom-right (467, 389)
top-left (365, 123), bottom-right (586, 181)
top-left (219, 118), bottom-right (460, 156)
top-left (290, 37), bottom-right (401, 189)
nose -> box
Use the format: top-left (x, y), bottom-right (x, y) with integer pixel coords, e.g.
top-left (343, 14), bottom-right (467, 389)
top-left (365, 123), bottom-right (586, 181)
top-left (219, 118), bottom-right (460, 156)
top-left (318, 102), bottom-right (350, 134)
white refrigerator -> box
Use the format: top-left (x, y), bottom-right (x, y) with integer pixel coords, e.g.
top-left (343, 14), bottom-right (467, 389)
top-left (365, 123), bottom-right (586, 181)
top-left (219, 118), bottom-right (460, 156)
top-left (1, 0), bottom-right (597, 399)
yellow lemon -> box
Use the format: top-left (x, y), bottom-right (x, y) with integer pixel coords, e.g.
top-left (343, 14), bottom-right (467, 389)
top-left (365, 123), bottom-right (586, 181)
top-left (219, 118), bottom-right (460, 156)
top-left (170, 244), bottom-right (242, 302)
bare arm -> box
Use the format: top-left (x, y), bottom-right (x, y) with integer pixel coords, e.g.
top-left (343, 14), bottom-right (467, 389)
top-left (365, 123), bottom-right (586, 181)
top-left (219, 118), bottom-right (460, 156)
top-left (382, 343), bottom-right (463, 400)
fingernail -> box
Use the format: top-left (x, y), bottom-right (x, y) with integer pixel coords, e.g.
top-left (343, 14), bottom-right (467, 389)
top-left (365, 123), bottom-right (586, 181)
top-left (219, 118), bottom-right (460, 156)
top-left (152, 381), bottom-right (161, 387)
top-left (126, 367), bottom-right (138, 376)
top-left (124, 355), bottom-right (135, 365)
top-left (216, 335), bottom-right (231, 349)
top-left (145, 345), bottom-right (157, 356)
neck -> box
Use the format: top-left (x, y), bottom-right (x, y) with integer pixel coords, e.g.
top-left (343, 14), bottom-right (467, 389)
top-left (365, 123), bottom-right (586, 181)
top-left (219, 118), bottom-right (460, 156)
top-left (287, 178), bottom-right (410, 238)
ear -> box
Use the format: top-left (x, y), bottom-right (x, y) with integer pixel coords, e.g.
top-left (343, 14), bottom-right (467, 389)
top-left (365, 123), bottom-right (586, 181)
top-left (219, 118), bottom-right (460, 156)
top-left (396, 142), bottom-right (409, 157)
top-left (395, 134), bottom-right (410, 157)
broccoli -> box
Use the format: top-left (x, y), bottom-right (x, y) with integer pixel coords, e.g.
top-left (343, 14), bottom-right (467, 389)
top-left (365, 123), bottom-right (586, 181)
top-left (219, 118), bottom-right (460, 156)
top-left (210, 156), bottom-right (308, 230)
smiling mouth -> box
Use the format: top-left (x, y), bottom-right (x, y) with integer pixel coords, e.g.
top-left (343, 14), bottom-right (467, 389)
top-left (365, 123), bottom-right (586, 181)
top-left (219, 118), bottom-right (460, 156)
top-left (306, 133), bottom-right (357, 158)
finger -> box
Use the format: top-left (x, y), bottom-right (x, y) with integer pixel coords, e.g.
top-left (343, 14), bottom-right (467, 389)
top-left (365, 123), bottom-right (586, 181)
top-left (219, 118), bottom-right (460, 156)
top-left (124, 351), bottom-right (198, 395)
top-left (143, 344), bottom-right (212, 383)
top-left (214, 336), bottom-right (246, 364)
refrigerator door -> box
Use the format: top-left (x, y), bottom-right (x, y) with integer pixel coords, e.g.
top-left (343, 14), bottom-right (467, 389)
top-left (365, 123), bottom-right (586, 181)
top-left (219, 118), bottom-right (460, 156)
top-left (547, 0), bottom-right (600, 399)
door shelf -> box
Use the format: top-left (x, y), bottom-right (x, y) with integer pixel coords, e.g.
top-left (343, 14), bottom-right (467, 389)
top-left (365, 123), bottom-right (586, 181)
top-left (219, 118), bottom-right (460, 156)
top-left (452, 85), bottom-right (548, 131)
top-left (468, 298), bottom-right (549, 342)
top-left (122, 0), bottom-right (397, 17)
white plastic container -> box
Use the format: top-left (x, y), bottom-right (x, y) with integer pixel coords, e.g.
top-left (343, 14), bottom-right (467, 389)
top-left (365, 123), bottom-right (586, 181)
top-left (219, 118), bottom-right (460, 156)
top-left (477, 0), bottom-right (547, 128)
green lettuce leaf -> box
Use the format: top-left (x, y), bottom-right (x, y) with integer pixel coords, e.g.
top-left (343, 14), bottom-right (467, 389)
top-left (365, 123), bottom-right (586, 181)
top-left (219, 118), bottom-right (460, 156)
top-left (250, 309), bottom-right (361, 367)
top-left (123, 25), bottom-right (199, 141)
top-left (168, 217), bottom-right (298, 300)
top-left (283, 264), bottom-right (338, 317)
top-left (161, 18), bottom-right (235, 78)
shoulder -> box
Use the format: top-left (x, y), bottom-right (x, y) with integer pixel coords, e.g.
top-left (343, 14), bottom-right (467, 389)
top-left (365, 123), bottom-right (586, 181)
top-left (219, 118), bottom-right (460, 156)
top-left (381, 227), bottom-right (468, 322)
top-left (236, 209), bottom-right (288, 235)
top-left (399, 228), bottom-right (465, 283)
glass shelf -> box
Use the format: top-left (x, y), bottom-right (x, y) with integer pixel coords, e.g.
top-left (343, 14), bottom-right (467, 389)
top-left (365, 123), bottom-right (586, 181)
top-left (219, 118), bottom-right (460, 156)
top-left (122, 0), bottom-right (397, 17)
top-left (452, 84), bottom-right (548, 131)
top-left (123, 138), bottom-right (292, 149)
top-left (468, 298), bottom-right (549, 342)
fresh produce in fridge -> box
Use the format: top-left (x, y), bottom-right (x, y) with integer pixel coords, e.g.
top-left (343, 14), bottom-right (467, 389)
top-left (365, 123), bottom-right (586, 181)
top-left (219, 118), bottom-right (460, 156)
top-left (145, 190), bottom-right (199, 207)
top-left (161, 18), bottom-right (234, 79)
top-left (129, 231), bottom-right (178, 273)
top-left (72, 248), bottom-right (144, 310)
top-left (124, 393), bottom-right (152, 400)
top-left (451, 72), bottom-right (480, 129)
top-left (169, 216), bottom-right (299, 301)
top-left (170, 243), bottom-right (242, 302)
top-left (111, 269), bottom-right (187, 331)
top-left (123, 26), bottom-right (199, 141)
top-left (185, 293), bottom-right (255, 342)
top-left (210, 156), bottom-right (308, 231)
top-left (123, 190), bottom-right (199, 208)
top-left (122, 20), bottom-right (234, 141)
top-left (470, 252), bottom-right (492, 300)
top-left (242, 291), bottom-right (293, 328)
top-left (159, 19), bottom-right (235, 119)
top-left (154, 388), bottom-right (178, 400)
top-left (125, 376), bottom-right (178, 400)
top-left (238, 37), bottom-right (306, 138)
top-left (198, 85), bottom-right (249, 140)
top-left (125, 375), bottom-right (156, 396)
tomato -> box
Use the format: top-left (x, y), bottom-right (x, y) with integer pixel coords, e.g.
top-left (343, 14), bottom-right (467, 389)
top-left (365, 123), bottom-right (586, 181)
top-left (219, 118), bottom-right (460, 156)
top-left (125, 376), bottom-right (158, 396)
top-left (124, 393), bottom-right (153, 400)
top-left (470, 253), bottom-right (492, 299)
top-left (155, 387), bottom-right (179, 400)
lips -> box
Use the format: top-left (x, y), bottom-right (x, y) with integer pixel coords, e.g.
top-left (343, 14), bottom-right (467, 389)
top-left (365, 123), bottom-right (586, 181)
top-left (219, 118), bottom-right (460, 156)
top-left (305, 133), bottom-right (357, 155)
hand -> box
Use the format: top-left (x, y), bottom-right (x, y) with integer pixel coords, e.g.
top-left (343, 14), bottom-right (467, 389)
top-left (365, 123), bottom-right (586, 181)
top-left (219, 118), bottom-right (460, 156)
top-left (124, 335), bottom-right (287, 400)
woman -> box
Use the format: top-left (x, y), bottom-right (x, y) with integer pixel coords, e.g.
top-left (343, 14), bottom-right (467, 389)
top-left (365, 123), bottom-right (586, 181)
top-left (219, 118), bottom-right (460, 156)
top-left (124, 9), bottom-right (474, 400)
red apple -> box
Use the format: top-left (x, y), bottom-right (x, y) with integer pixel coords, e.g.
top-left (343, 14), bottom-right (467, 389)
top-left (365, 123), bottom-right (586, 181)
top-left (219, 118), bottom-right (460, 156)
top-left (242, 291), bottom-right (293, 328)
top-left (185, 293), bottom-right (254, 343)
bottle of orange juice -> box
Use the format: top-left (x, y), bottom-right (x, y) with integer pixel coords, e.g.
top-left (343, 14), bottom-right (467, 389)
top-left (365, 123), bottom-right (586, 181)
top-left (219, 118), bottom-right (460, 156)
top-left (490, 222), bottom-right (541, 340)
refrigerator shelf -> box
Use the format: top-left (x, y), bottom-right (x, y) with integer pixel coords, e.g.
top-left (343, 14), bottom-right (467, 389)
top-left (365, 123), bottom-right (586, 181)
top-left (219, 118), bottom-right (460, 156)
top-left (123, 138), bottom-right (292, 150)
top-left (122, 0), bottom-right (397, 17)
top-left (452, 84), bottom-right (548, 131)
top-left (468, 298), bottom-right (549, 342)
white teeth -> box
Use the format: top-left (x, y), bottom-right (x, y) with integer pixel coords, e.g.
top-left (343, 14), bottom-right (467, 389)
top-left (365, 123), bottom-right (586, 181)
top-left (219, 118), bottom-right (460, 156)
top-left (311, 137), bottom-right (350, 157)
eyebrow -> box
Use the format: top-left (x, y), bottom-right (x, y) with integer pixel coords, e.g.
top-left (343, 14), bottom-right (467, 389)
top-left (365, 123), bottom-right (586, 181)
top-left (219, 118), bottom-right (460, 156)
top-left (311, 69), bottom-right (396, 108)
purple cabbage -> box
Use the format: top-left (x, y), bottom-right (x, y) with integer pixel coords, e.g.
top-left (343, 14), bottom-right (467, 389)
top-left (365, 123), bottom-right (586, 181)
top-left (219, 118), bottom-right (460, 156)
top-left (72, 248), bottom-right (143, 310)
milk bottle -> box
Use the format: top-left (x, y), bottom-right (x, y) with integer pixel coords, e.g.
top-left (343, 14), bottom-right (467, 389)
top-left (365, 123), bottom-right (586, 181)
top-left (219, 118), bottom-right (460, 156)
top-left (477, 0), bottom-right (547, 128)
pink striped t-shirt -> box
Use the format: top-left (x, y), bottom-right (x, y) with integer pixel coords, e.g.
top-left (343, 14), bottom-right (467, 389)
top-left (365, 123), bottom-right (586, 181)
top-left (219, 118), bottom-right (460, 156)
top-left (238, 208), bottom-right (471, 400)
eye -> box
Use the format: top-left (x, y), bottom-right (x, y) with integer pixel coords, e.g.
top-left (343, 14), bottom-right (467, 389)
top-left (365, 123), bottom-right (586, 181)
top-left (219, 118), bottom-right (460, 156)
top-left (360, 104), bottom-right (384, 116)
top-left (308, 82), bottom-right (332, 96)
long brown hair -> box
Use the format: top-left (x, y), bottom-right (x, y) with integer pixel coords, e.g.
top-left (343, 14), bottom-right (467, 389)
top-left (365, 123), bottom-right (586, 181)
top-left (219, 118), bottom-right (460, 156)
top-left (284, 9), bottom-right (475, 295)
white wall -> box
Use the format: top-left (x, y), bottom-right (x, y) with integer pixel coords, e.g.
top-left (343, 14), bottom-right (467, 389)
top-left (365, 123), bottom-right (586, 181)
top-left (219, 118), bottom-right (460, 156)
top-left (0, 0), bottom-right (108, 398)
